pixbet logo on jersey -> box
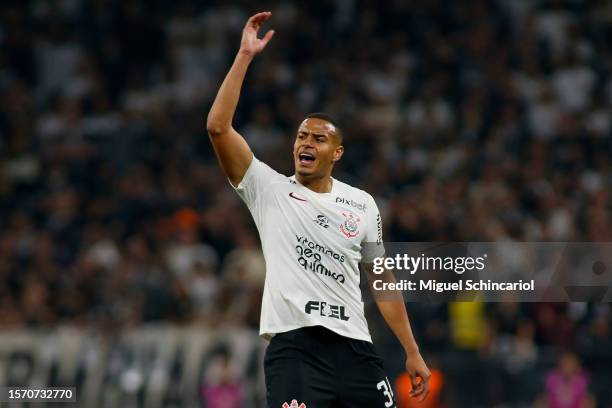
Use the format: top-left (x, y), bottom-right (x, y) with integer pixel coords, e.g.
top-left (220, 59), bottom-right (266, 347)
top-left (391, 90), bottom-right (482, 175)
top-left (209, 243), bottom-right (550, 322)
top-left (335, 197), bottom-right (366, 212)
top-left (305, 301), bottom-right (349, 321)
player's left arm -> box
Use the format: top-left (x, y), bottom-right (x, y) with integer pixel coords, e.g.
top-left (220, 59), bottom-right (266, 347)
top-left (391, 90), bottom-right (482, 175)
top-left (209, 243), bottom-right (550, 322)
top-left (361, 194), bottom-right (431, 401)
top-left (364, 265), bottom-right (431, 401)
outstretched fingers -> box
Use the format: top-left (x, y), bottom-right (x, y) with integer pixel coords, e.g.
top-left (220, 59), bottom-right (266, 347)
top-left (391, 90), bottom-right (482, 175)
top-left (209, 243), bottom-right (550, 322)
top-left (247, 11), bottom-right (272, 30)
top-left (240, 11), bottom-right (274, 55)
top-left (261, 29), bottom-right (275, 46)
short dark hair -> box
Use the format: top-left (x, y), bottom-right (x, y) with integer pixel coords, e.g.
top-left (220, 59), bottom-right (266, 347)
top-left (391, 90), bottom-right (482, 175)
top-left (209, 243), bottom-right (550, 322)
top-left (305, 112), bottom-right (343, 143)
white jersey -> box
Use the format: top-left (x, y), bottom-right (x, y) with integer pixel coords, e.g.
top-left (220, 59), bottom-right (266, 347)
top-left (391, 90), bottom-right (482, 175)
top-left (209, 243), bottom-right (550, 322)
top-left (233, 157), bottom-right (385, 342)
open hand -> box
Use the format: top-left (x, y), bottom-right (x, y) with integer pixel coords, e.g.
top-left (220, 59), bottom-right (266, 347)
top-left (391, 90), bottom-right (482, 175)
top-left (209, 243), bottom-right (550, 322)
top-left (240, 11), bottom-right (275, 56)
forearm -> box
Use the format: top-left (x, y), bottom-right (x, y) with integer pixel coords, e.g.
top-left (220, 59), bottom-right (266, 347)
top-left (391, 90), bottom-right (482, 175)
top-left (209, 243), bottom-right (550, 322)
top-left (207, 51), bottom-right (254, 133)
top-left (376, 299), bottom-right (419, 354)
top-left (371, 270), bottom-right (420, 354)
top-left (368, 265), bottom-right (431, 399)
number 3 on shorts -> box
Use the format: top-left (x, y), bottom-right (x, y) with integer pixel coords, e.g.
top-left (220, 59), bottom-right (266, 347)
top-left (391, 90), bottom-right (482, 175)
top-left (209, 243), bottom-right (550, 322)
top-left (376, 377), bottom-right (395, 407)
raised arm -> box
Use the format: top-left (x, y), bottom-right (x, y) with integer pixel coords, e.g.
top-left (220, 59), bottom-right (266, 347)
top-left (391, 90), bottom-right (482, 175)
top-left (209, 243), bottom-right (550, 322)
top-left (206, 12), bottom-right (275, 186)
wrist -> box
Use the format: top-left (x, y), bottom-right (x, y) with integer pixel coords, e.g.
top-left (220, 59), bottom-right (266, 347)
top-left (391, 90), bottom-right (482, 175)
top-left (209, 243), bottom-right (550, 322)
top-left (404, 345), bottom-right (420, 356)
top-left (237, 49), bottom-right (255, 60)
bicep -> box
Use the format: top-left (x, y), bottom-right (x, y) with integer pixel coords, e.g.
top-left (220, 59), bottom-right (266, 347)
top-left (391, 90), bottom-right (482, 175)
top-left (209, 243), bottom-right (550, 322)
top-left (208, 126), bottom-right (253, 187)
top-left (362, 262), bottom-right (401, 304)
top-left (362, 263), bottom-right (392, 283)
top-left (362, 263), bottom-right (377, 285)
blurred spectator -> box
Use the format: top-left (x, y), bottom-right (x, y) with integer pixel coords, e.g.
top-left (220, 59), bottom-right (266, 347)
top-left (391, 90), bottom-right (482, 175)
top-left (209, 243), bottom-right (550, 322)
top-left (201, 349), bottom-right (245, 408)
top-left (449, 302), bottom-right (487, 350)
top-left (186, 261), bottom-right (219, 321)
top-left (534, 352), bottom-right (595, 408)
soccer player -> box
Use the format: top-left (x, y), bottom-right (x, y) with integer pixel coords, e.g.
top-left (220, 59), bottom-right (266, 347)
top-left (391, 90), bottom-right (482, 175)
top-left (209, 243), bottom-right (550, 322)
top-left (207, 11), bottom-right (430, 407)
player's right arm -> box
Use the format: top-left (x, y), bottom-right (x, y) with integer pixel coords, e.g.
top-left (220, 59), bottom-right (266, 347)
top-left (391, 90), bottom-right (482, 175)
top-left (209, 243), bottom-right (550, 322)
top-left (206, 12), bottom-right (275, 187)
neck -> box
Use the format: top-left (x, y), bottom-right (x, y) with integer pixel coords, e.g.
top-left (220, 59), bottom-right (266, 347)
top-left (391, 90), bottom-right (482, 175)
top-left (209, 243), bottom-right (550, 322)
top-left (296, 174), bottom-right (333, 193)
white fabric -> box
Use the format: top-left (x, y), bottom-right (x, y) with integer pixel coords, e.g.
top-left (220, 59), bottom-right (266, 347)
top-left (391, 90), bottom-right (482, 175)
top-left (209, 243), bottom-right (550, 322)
top-left (232, 157), bottom-right (384, 342)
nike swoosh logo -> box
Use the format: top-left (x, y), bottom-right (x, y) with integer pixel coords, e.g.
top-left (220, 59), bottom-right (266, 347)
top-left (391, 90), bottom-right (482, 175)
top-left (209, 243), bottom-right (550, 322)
top-left (289, 192), bottom-right (307, 202)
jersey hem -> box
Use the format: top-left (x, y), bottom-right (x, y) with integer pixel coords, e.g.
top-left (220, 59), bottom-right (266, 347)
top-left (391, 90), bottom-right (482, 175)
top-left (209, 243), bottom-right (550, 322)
top-left (260, 323), bottom-right (373, 343)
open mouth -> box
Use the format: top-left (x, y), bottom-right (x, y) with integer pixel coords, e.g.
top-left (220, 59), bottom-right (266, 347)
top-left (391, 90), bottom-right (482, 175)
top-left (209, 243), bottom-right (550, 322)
top-left (298, 152), bottom-right (316, 165)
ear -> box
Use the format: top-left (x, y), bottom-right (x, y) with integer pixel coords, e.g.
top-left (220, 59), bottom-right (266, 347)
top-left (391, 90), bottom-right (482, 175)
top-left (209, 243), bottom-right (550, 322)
top-left (332, 145), bottom-right (344, 162)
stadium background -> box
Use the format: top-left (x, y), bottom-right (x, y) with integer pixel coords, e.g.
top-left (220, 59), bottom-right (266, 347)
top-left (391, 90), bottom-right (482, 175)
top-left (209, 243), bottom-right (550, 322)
top-left (0, 0), bottom-right (611, 406)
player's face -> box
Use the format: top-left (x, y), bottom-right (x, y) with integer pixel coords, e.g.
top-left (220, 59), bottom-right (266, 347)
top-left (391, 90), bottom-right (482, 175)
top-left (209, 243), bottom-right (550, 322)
top-left (293, 118), bottom-right (343, 178)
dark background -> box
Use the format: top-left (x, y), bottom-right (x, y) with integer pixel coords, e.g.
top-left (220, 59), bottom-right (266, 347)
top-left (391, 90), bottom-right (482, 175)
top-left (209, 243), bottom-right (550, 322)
top-left (0, 0), bottom-right (611, 407)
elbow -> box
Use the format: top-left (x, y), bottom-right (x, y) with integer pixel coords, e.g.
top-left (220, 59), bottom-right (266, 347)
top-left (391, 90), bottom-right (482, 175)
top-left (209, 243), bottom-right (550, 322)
top-left (206, 114), bottom-right (229, 137)
top-left (206, 120), bottom-right (222, 137)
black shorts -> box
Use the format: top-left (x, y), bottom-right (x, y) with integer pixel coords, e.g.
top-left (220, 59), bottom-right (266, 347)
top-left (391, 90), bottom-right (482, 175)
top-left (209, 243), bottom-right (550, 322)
top-left (264, 326), bottom-right (397, 408)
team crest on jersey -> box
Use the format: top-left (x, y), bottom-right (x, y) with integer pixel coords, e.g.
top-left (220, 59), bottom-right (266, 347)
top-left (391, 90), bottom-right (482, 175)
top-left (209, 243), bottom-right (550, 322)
top-left (340, 211), bottom-right (361, 238)
top-left (282, 400), bottom-right (306, 408)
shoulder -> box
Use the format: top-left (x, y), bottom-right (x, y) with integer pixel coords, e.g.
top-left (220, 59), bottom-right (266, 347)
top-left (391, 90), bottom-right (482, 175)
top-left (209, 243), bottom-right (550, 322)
top-left (233, 157), bottom-right (293, 205)
top-left (333, 178), bottom-right (365, 195)
top-left (246, 157), bottom-right (291, 183)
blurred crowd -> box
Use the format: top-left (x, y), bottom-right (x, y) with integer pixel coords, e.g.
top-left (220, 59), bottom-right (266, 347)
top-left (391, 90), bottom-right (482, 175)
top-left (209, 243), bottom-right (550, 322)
top-left (0, 0), bottom-right (611, 406)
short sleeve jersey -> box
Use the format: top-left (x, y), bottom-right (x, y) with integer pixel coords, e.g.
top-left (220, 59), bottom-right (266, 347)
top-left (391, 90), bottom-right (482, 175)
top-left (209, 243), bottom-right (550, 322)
top-left (233, 157), bottom-right (385, 342)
